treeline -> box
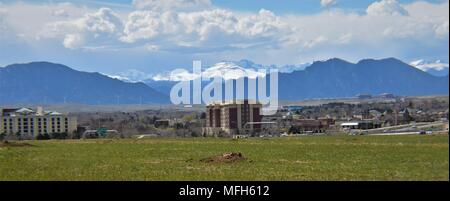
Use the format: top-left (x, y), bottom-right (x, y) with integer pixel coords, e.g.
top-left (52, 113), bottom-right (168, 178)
top-left (75, 110), bottom-right (206, 137)
top-left (0, 132), bottom-right (73, 141)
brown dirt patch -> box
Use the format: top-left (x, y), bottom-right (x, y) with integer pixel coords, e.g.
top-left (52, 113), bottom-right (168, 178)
top-left (200, 152), bottom-right (247, 163)
top-left (0, 140), bottom-right (34, 147)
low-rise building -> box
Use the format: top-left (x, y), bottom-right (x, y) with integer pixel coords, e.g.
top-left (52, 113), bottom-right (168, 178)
top-left (290, 118), bottom-right (335, 133)
top-left (0, 107), bottom-right (77, 139)
top-left (340, 120), bottom-right (382, 130)
top-left (155, 119), bottom-right (171, 128)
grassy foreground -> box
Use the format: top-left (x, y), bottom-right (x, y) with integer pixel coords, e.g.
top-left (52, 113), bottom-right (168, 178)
top-left (0, 135), bottom-right (448, 181)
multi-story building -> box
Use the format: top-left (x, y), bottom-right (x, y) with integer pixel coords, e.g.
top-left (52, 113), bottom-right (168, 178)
top-left (0, 107), bottom-right (77, 138)
top-left (202, 100), bottom-right (262, 137)
top-left (290, 118), bottom-right (335, 134)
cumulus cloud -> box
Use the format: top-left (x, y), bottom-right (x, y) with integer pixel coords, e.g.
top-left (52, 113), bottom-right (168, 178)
top-left (120, 10), bottom-right (164, 43)
top-left (120, 8), bottom-right (290, 51)
top-left (44, 7), bottom-right (123, 49)
top-left (321, 0), bottom-right (337, 8)
top-left (132, 0), bottom-right (211, 11)
top-left (0, 0), bottom-right (448, 67)
top-left (287, 0), bottom-right (448, 52)
top-left (367, 0), bottom-right (408, 16)
top-left (81, 8), bottom-right (122, 33)
top-left (63, 34), bottom-right (83, 49)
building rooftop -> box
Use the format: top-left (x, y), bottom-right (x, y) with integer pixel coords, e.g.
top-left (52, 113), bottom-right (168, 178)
top-left (341, 122), bottom-right (359, 126)
top-left (1, 107), bottom-right (65, 117)
top-left (207, 99), bottom-right (261, 106)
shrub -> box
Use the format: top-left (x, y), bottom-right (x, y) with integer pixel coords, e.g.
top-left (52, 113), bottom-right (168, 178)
top-left (51, 132), bottom-right (68, 139)
top-left (15, 132), bottom-right (22, 140)
top-left (36, 133), bottom-right (51, 140)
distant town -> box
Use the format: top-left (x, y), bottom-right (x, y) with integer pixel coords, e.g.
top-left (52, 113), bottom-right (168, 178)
top-left (1, 93), bottom-right (448, 140)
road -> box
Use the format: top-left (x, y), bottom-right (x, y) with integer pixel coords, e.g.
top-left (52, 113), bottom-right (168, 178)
top-left (369, 131), bottom-right (421, 136)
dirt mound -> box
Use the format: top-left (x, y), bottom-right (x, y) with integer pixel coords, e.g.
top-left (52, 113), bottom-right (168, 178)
top-left (200, 152), bottom-right (246, 163)
top-left (0, 140), bottom-right (34, 147)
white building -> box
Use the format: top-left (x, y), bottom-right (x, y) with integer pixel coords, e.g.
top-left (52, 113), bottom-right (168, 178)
top-left (0, 107), bottom-right (77, 138)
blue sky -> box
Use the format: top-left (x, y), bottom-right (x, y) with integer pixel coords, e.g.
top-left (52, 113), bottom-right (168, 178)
top-left (0, 0), bottom-right (448, 80)
top-left (11, 0), bottom-right (445, 13)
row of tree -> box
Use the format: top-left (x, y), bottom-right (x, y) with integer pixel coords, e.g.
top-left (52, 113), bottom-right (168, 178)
top-left (0, 132), bottom-right (74, 141)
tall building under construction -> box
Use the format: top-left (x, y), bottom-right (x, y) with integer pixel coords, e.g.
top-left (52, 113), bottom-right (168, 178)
top-left (202, 100), bottom-right (262, 136)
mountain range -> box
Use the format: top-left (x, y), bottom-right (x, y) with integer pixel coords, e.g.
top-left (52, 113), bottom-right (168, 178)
top-left (145, 58), bottom-right (449, 101)
top-left (278, 58), bottom-right (448, 100)
top-left (0, 58), bottom-right (448, 105)
top-left (0, 62), bottom-right (168, 104)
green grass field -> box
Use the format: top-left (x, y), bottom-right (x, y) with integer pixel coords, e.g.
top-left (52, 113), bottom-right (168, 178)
top-left (0, 135), bottom-right (448, 181)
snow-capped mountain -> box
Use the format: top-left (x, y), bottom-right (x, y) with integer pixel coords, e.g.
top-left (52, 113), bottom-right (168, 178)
top-left (146, 58), bottom-right (449, 100)
top-left (2, 59), bottom-right (447, 105)
top-left (235, 59), bottom-right (312, 73)
top-left (103, 69), bottom-right (154, 83)
top-left (202, 62), bottom-right (266, 80)
top-left (152, 61), bottom-right (267, 81)
top-left (102, 74), bottom-right (133, 82)
top-left (151, 60), bottom-right (312, 81)
top-left (410, 59), bottom-right (449, 77)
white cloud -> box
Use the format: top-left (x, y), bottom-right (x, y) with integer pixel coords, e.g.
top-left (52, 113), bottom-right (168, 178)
top-left (337, 33), bottom-right (352, 44)
top-left (435, 21), bottom-right (449, 39)
top-left (81, 8), bottom-right (122, 33)
top-left (0, 8), bottom-right (8, 36)
top-left (285, 0), bottom-right (448, 54)
top-left (132, 0), bottom-right (212, 11)
top-left (120, 10), bottom-right (162, 43)
top-left (1, 2), bottom-right (86, 40)
top-left (44, 7), bottom-right (124, 49)
top-left (321, 0), bottom-right (337, 8)
top-left (367, 0), bottom-right (408, 16)
top-left (0, 0), bottom-right (448, 67)
top-left (53, 9), bottom-right (69, 18)
top-left (120, 8), bottom-right (290, 51)
top-left (63, 34), bottom-right (83, 49)
top-left (303, 36), bottom-right (328, 48)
